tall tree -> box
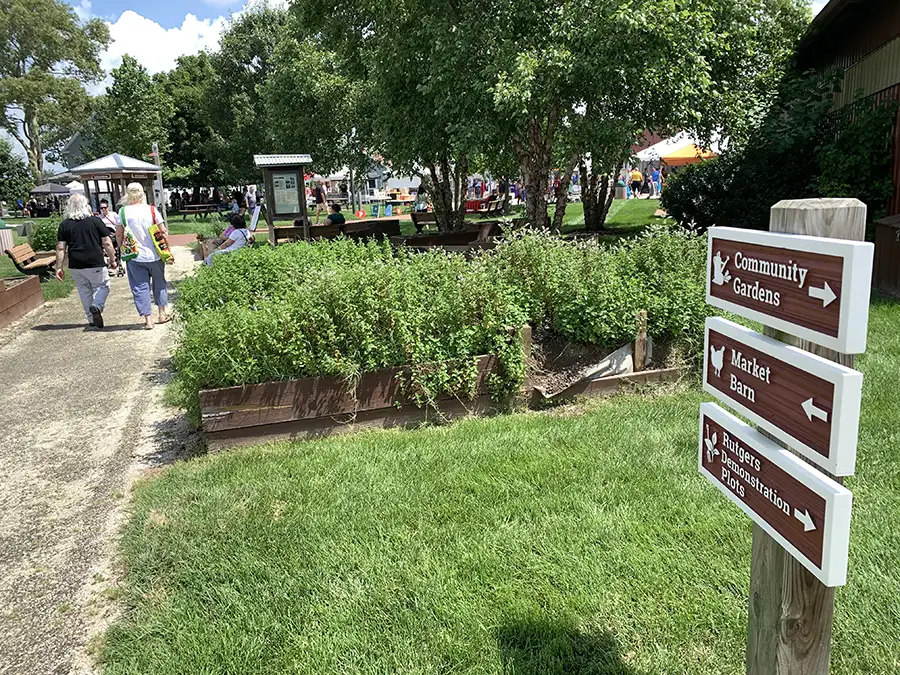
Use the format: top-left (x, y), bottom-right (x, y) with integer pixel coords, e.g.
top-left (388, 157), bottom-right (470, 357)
top-left (0, 136), bottom-right (32, 204)
top-left (0, 0), bottom-right (109, 183)
top-left (301, 0), bottom-right (810, 228)
top-left (88, 55), bottom-right (173, 161)
top-left (160, 53), bottom-right (220, 188)
top-left (206, 3), bottom-right (288, 185)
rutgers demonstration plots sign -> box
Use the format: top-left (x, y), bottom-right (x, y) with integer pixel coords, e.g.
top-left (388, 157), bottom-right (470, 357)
top-left (698, 403), bottom-right (852, 586)
top-left (703, 317), bottom-right (862, 476)
top-left (706, 227), bottom-right (873, 353)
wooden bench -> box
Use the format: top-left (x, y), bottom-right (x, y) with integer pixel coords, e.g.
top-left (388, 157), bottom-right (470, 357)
top-left (6, 244), bottom-right (55, 280)
top-left (411, 212), bottom-right (437, 233)
top-left (181, 204), bottom-right (228, 220)
top-left (273, 219), bottom-right (402, 245)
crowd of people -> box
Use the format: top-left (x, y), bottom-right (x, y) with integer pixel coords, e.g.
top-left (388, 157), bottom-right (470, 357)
top-left (55, 184), bottom-right (172, 331)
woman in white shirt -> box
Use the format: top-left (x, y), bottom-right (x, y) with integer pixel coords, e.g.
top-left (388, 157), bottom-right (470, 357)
top-left (205, 213), bottom-right (252, 265)
top-left (116, 183), bottom-right (171, 330)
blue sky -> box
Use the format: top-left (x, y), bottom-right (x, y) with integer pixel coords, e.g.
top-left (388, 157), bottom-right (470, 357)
top-left (68, 0), bottom-right (246, 30)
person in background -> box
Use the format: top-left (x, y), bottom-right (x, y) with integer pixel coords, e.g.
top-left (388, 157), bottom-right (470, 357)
top-left (98, 198), bottom-right (124, 276)
top-left (650, 166), bottom-right (661, 197)
top-left (56, 193), bottom-right (117, 328)
top-left (324, 203), bottom-right (346, 228)
top-left (212, 187), bottom-right (221, 205)
top-left (243, 185), bottom-right (257, 212)
top-left (205, 213), bottom-right (252, 265)
top-left (313, 180), bottom-right (328, 224)
top-left (630, 167), bottom-right (643, 199)
top-left (181, 189), bottom-right (190, 206)
top-left (117, 183), bottom-right (170, 330)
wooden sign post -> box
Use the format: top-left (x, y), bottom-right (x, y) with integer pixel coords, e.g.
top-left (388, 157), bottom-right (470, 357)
top-left (698, 199), bottom-right (873, 675)
top-left (747, 200), bottom-right (867, 675)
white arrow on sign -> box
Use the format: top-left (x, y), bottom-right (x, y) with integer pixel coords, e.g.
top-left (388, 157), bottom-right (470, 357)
top-left (794, 508), bottom-right (816, 532)
top-left (808, 282), bottom-right (837, 308)
top-left (802, 397), bottom-right (829, 423)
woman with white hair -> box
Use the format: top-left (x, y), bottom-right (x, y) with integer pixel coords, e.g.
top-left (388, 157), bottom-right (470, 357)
top-left (55, 193), bottom-right (118, 328)
top-left (116, 183), bottom-right (171, 330)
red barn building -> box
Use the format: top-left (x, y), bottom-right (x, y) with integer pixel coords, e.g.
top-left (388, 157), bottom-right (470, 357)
top-left (798, 0), bottom-right (900, 215)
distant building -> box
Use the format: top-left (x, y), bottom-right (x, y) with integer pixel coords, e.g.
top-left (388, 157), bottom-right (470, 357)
top-left (797, 0), bottom-right (900, 214)
top-left (60, 129), bottom-right (91, 170)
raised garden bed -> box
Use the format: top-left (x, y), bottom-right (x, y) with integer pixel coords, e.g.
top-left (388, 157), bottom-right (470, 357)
top-left (199, 321), bottom-right (685, 451)
top-left (0, 276), bottom-right (43, 330)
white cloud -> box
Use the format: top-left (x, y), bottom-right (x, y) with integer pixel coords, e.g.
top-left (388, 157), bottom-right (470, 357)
top-left (73, 0), bottom-right (92, 22)
top-left (99, 10), bottom-right (228, 81)
top-left (812, 0), bottom-right (829, 14)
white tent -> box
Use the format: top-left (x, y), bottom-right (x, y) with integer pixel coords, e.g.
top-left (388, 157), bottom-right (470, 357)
top-left (65, 180), bottom-right (84, 195)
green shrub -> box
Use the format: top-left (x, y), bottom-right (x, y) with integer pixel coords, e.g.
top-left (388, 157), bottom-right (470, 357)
top-left (662, 69), bottom-right (898, 233)
top-left (174, 238), bottom-right (528, 414)
top-left (173, 230), bottom-right (711, 414)
top-left (29, 220), bottom-right (59, 252)
top-left (481, 227), bottom-right (712, 353)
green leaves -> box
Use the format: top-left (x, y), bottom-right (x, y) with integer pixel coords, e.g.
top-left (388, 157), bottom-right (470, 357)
top-left (87, 55), bottom-right (173, 163)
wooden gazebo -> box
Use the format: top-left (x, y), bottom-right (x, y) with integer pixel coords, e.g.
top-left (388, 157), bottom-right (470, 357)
top-left (254, 154), bottom-right (312, 243)
top-left (68, 153), bottom-right (162, 212)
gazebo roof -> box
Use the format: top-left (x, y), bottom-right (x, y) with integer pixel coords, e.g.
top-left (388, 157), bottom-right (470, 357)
top-left (30, 182), bottom-right (72, 195)
top-left (69, 153), bottom-right (161, 175)
top-left (254, 154), bottom-right (312, 167)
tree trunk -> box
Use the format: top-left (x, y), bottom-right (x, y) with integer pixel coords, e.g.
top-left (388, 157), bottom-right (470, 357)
top-left (513, 111), bottom-right (558, 230)
top-left (454, 153), bottom-right (468, 230)
top-left (23, 106), bottom-right (44, 185)
top-left (551, 154), bottom-right (579, 231)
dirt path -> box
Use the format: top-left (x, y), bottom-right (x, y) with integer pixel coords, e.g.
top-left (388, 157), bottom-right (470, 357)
top-left (0, 248), bottom-right (199, 674)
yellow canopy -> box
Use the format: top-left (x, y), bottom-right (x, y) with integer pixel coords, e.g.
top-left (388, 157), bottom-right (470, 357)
top-left (661, 144), bottom-right (718, 167)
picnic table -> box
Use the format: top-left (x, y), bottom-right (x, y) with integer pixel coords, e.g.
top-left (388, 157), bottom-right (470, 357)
top-left (181, 203), bottom-right (228, 220)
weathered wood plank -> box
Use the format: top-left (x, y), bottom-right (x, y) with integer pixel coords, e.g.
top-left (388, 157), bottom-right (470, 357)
top-left (0, 277), bottom-right (41, 314)
top-left (531, 366), bottom-right (684, 406)
top-left (0, 285), bottom-right (44, 330)
top-left (206, 394), bottom-right (498, 452)
top-left (201, 355), bottom-right (500, 433)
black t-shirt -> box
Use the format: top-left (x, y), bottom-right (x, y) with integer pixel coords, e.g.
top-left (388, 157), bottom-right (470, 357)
top-left (315, 186), bottom-right (327, 204)
top-left (326, 212), bottom-right (346, 226)
top-left (57, 216), bottom-right (109, 269)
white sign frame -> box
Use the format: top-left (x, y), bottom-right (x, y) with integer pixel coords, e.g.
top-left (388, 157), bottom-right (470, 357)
top-left (698, 403), bottom-right (852, 587)
top-left (706, 226), bottom-right (874, 353)
top-left (703, 317), bottom-right (863, 476)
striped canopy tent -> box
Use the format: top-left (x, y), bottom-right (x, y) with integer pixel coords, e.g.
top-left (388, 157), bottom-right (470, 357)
top-left (661, 144), bottom-right (718, 167)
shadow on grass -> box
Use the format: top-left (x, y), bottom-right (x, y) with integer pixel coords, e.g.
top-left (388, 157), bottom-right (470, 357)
top-left (497, 619), bottom-right (641, 675)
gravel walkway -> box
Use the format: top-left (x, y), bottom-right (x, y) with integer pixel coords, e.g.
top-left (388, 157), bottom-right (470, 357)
top-left (0, 248), bottom-right (198, 674)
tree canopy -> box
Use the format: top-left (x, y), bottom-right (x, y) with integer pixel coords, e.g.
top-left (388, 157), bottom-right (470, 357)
top-left (0, 0), bottom-right (109, 183)
top-left (0, 136), bottom-right (32, 204)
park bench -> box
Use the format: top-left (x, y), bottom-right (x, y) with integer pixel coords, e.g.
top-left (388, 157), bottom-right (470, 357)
top-left (6, 244), bottom-right (55, 280)
top-left (411, 212), bottom-right (437, 233)
top-left (181, 204), bottom-right (228, 220)
top-left (272, 219), bottom-right (402, 245)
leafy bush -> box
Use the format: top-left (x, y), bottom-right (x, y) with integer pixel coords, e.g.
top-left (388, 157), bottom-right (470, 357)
top-left (481, 227), bottom-right (711, 354)
top-left (174, 239), bottom-right (528, 413)
top-left (662, 69), bottom-right (899, 233)
top-left (29, 220), bottom-right (59, 252)
top-left (174, 229), bottom-right (711, 414)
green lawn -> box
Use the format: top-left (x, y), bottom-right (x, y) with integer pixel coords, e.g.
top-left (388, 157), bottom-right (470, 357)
top-left (100, 296), bottom-right (900, 674)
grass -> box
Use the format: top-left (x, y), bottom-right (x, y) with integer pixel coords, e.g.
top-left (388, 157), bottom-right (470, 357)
top-left (100, 295), bottom-right (900, 674)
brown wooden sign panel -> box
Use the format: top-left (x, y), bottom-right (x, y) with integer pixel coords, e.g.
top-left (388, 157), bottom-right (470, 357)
top-left (703, 318), bottom-right (862, 476)
top-left (698, 403), bottom-right (852, 586)
top-left (706, 227), bottom-right (873, 353)
top-left (709, 238), bottom-right (842, 338)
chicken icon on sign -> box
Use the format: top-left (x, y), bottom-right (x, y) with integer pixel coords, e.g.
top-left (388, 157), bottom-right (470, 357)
top-left (709, 344), bottom-right (725, 378)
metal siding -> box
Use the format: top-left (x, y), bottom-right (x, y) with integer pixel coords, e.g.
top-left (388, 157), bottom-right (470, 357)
top-left (836, 37), bottom-right (900, 106)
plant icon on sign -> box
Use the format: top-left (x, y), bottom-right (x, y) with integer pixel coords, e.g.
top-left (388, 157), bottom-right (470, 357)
top-left (711, 251), bottom-right (731, 286)
top-left (709, 344), bottom-right (725, 377)
top-left (704, 425), bottom-right (719, 463)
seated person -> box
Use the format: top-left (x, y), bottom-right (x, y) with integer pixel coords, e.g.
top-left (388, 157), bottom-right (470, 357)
top-left (205, 213), bottom-right (252, 265)
top-left (324, 203), bottom-right (346, 227)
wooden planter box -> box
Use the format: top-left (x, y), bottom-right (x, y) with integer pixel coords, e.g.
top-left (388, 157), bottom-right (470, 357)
top-left (0, 277), bottom-right (43, 330)
top-left (874, 215), bottom-right (900, 298)
top-left (201, 354), bottom-right (506, 451)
